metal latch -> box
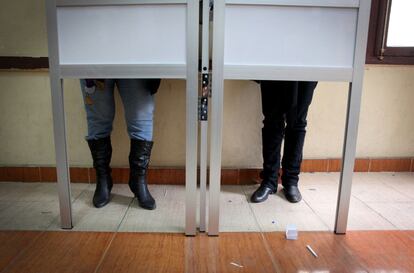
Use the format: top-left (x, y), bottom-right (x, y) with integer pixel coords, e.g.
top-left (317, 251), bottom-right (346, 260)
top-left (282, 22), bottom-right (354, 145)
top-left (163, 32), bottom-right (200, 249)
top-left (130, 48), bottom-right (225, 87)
top-left (198, 73), bottom-right (209, 121)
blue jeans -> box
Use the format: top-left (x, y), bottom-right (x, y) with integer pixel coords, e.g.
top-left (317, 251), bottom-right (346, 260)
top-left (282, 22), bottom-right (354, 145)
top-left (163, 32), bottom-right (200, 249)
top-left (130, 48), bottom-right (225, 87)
top-left (80, 79), bottom-right (157, 141)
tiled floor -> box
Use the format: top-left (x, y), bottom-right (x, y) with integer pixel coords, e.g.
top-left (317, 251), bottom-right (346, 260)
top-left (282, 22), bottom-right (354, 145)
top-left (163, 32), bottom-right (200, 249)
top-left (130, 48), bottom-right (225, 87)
top-left (0, 172), bottom-right (413, 232)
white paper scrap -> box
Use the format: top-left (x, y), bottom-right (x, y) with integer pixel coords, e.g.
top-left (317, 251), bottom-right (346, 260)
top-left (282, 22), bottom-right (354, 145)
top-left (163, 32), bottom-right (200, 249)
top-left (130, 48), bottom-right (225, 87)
top-left (306, 245), bottom-right (318, 258)
top-left (230, 262), bottom-right (244, 268)
top-left (286, 224), bottom-right (298, 240)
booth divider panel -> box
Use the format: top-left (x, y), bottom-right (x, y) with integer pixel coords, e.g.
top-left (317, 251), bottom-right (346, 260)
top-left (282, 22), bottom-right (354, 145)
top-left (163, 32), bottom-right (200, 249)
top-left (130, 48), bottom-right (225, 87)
top-left (57, 5), bottom-right (187, 65)
top-left (224, 5), bottom-right (357, 68)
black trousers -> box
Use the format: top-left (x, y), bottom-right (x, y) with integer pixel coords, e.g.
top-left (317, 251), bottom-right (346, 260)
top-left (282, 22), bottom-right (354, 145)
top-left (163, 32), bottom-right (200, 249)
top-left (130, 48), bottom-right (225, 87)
top-left (260, 81), bottom-right (317, 190)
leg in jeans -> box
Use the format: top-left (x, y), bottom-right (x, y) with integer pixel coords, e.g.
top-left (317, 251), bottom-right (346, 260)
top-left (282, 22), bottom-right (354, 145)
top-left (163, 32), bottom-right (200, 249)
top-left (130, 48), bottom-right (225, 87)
top-left (80, 79), bottom-right (116, 208)
top-left (116, 79), bottom-right (160, 210)
top-left (282, 81), bottom-right (316, 187)
top-left (116, 79), bottom-right (156, 141)
top-left (80, 80), bottom-right (116, 140)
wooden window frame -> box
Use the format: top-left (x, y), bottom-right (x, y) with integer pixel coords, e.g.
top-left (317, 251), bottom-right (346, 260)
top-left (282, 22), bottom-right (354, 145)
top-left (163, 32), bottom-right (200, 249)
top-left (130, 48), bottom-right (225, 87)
top-left (366, 0), bottom-right (414, 65)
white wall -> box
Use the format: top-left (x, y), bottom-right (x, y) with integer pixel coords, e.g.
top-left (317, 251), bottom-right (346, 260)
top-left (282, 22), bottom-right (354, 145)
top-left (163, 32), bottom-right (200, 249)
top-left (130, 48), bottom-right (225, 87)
top-left (0, 66), bottom-right (413, 167)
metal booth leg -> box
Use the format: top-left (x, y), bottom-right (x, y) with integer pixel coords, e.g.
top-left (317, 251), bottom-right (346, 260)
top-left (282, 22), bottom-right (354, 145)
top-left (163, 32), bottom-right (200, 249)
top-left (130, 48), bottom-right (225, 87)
top-left (335, 0), bottom-right (371, 234)
top-left (50, 78), bottom-right (73, 229)
top-left (46, 0), bottom-right (73, 229)
top-left (208, 0), bottom-right (225, 236)
top-left (335, 82), bottom-right (361, 234)
top-left (199, 0), bottom-right (211, 233)
top-left (185, 0), bottom-right (199, 236)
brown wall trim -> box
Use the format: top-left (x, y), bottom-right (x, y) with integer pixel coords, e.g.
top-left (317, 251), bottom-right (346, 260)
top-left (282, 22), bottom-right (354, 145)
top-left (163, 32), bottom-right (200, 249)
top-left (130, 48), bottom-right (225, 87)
top-left (0, 158), bottom-right (412, 184)
top-left (0, 57), bottom-right (49, 70)
top-left (0, 57), bottom-right (206, 71)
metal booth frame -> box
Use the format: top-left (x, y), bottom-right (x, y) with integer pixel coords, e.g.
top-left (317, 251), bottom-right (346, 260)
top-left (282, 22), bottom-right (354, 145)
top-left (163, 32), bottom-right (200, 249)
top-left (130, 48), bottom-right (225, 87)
top-left (47, 0), bottom-right (372, 237)
top-left (46, 0), bottom-right (200, 235)
top-left (208, 0), bottom-right (372, 235)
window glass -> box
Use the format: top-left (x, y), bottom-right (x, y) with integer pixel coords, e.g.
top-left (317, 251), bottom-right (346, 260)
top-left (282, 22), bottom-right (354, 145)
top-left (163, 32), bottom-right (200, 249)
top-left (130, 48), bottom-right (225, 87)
top-left (386, 0), bottom-right (414, 47)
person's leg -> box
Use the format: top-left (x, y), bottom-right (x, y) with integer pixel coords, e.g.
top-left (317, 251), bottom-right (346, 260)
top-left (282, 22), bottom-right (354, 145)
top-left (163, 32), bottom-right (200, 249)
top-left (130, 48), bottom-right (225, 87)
top-left (116, 79), bottom-right (157, 141)
top-left (116, 79), bottom-right (160, 210)
top-left (81, 79), bottom-right (116, 140)
top-left (251, 80), bottom-right (290, 203)
top-left (282, 81), bottom-right (317, 202)
top-left (80, 79), bottom-right (116, 208)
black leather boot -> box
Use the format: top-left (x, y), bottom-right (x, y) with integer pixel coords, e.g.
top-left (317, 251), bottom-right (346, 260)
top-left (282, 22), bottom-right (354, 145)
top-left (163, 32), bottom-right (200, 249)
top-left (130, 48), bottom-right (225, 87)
top-left (87, 137), bottom-right (113, 208)
top-left (128, 139), bottom-right (156, 210)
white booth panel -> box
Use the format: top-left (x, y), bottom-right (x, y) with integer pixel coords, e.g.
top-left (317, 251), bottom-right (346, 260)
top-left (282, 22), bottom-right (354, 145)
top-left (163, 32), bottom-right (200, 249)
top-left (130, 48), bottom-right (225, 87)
top-left (57, 5), bottom-right (186, 65)
top-left (224, 5), bottom-right (358, 68)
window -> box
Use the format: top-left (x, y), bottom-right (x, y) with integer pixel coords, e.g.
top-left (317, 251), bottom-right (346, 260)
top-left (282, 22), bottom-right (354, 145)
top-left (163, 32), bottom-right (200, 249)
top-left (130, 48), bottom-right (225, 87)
top-left (366, 0), bottom-right (414, 64)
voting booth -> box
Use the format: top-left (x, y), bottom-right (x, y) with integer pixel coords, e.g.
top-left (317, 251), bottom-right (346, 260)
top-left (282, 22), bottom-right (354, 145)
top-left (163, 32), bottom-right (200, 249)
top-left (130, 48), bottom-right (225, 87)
top-left (47, 0), bottom-right (372, 237)
top-left (46, 0), bottom-right (200, 235)
top-left (207, 0), bottom-right (372, 235)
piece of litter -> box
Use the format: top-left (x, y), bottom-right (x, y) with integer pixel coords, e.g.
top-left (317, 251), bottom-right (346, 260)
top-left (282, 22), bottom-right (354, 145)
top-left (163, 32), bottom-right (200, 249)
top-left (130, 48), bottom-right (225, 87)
top-left (230, 262), bottom-right (244, 268)
top-left (306, 245), bottom-right (318, 258)
top-left (308, 188), bottom-right (316, 191)
top-left (164, 190), bottom-right (167, 197)
top-left (286, 224), bottom-right (298, 240)
top-left (228, 200), bottom-right (232, 203)
top-left (272, 220), bottom-right (276, 224)
top-left (41, 211), bottom-right (52, 214)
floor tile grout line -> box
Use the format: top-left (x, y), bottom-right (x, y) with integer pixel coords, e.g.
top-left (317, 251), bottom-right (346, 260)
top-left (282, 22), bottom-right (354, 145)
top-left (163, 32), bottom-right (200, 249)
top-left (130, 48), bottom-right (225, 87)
top-left (240, 185), bottom-right (281, 273)
top-left (405, 230), bottom-right (414, 240)
top-left (351, 173), bottom-right (414, 202)
top-left (240, 185), bottom-right (263, 233)
top-left (352, 194), bottom-right (400, 230)
top-left (331, 232), bottom-right (371, 273)
top-left (92, 232), bottom-right (118, 273)
top-left (0, 182), bottom-right (92, 231)
top-left (257, 232), bottom-right (283, 273)
top-left (0, 230), bottom-right (46, 273)
top-left (92, 197), bottom-right (134, 273)
top-left (45, 183), bottom-right (91, 231)
top-left (375, 178), bottom-right (414, 202)
top-left (301, 197), bottom-right (332, 231)
top-left (336, 229), bottom-right (380, 273)
top-left (115, 197), bottom-right (135, 233)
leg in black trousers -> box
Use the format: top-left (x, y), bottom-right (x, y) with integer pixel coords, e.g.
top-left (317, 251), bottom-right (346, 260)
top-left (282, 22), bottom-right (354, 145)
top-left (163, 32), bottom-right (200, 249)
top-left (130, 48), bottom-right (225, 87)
top-left (282, 81), bottom-right (316, 186)
top-left (251, 81), bottom-right (317, 203)
top-left (251, 81), bottom-right (290, 203)
top-left (282, 81), bottom-right (316, 202)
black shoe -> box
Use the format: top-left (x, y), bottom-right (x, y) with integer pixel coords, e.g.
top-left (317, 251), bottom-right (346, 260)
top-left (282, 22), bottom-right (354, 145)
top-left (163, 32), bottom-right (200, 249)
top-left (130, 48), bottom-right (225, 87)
top-left (283, 185), bottom-right (302, 203)
top-left (87, 137), bottom-right (113, 208)
top-left (128, 139), bottom-right (156, 210)
top-left (250, 184), bottom-right (276, 203)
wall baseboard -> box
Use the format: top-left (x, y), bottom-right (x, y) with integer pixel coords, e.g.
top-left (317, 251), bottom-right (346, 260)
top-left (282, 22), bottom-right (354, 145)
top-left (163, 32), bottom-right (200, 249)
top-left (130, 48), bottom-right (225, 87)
top-left (0, 158), bottom-right (412, 184)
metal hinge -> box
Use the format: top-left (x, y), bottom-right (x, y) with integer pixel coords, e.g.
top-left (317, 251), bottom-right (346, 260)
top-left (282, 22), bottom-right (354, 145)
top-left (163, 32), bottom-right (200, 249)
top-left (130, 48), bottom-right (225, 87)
top-left (198, 73), bottom-right (209, 121)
